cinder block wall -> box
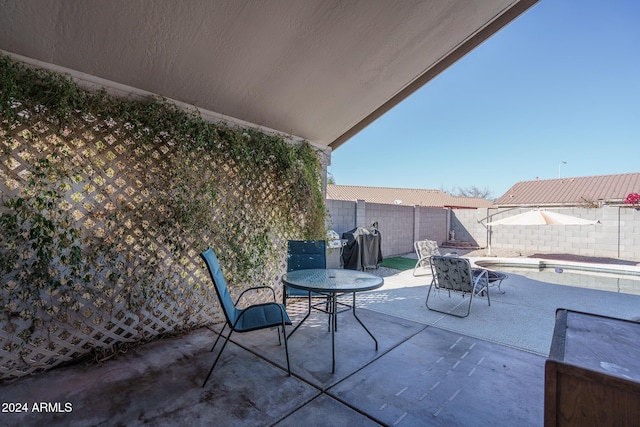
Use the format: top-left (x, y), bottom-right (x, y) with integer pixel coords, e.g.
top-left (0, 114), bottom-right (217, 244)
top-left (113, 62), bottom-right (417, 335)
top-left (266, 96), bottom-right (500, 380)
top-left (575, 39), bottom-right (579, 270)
top-left (415, 206), bottom-right (448, 244)
top-left (326, 199), bottom-right (356, 235)
top-left (365, 202), bottom-right (415, 256)
top-left (327, 201), bottom-right (640, 262)
top-left (326, 199), bottom-right (449, 256)
top-left (454, 207), bottom-right (640, 261)
top-left (616, 208), bottom-right (640, 259)
top-left (450, 208), bottom-right (489, 246)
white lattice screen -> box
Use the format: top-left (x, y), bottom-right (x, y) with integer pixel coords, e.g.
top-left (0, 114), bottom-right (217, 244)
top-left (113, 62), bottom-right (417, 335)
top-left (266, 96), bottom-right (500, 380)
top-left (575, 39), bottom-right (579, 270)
top-left (0, 101), bottom-right (315, 380)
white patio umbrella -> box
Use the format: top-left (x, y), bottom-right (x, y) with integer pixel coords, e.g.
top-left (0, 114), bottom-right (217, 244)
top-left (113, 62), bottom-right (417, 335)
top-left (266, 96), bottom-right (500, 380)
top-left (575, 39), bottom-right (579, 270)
top-left (485, 209), bottom-right (599, 255)
top-left (487, 209), bottom-right (600, 226)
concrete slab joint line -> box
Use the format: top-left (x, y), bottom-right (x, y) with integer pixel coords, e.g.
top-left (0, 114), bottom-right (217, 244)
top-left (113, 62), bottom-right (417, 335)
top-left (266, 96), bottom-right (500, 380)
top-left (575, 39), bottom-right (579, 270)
top-left (393, 412), bottom-right (408, 425)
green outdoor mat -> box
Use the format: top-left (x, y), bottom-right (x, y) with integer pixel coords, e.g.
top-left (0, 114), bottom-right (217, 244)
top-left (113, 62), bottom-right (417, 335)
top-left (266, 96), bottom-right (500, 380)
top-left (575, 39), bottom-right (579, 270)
top-left (380, 257), bottom-right (416, 271)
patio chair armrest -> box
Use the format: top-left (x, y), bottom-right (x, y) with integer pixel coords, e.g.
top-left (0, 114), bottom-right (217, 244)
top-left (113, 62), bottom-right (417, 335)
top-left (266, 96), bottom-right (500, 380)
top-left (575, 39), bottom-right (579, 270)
top-left (235, 285), bottom-right (277, 305)
top-left (414, 256), bottom-right (430, 270)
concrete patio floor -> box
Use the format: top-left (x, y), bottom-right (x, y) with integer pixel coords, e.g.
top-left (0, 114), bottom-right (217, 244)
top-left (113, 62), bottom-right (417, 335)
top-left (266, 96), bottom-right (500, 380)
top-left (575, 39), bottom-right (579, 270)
top-left (2, 261), bottom-right (640, 426)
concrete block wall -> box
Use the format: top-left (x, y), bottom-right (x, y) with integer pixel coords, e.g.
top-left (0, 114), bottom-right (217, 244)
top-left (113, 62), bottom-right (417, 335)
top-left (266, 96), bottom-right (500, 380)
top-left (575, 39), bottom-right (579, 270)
top-left (326, 199), bottom-right (449, 257)
top-left (483, 207), bottom-right (602, 256)
top-left (326, 199), bottom-right (356, 235)
top-left (450, 208), bottom-right (489, 247)
top-left (326, 200), bottom-right (640, 261)
top-left (616, 208), bottom-right (640, 260)
top-left (454, 206), bottom-right (640, 261)
top-left (365, 202), bottom-right (415, 256)
top-left (415, 206), bottom-right (448, 244)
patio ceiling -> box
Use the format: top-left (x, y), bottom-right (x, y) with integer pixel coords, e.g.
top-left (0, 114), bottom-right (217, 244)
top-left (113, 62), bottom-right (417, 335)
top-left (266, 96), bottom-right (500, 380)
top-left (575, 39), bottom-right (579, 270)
top-left (0, 0), bottom-right (537, 149)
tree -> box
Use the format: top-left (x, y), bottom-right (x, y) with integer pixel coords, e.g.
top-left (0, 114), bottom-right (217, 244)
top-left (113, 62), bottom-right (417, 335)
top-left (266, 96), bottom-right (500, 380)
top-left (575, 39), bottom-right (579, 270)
top-left (327, 172), bottom-right (336, 185)
top-left (451, 185), bottom-right (494, 201)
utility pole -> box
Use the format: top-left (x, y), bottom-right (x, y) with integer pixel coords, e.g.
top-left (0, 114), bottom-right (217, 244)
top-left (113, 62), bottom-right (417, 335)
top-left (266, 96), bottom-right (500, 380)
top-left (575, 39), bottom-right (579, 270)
top-left (558, 161), bottom-right (566, 178)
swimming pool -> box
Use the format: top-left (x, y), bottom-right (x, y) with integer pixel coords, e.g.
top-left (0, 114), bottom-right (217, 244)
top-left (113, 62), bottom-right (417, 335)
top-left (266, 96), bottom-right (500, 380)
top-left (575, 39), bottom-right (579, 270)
top-left (474, 259), bottom-right (640, 296)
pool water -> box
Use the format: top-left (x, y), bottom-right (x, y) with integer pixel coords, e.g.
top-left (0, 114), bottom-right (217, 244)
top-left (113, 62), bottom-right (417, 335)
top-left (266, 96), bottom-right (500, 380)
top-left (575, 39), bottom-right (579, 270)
top-left (495, 266), bottom-right (640, 296)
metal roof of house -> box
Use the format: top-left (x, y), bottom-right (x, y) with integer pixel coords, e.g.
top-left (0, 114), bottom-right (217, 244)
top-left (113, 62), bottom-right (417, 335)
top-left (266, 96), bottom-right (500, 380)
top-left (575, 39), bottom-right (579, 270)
top-left (495, 173), bottom-right (640, 207)
top-left (326, 184), bottom-right (493, 209)
top-left (0, 0), bottom-right (538, 150)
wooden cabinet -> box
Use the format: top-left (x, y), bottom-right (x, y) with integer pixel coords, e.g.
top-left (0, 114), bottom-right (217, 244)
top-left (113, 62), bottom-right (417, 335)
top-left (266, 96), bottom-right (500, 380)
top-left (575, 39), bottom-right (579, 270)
top-left (545, 309), bottom-right (640, 426)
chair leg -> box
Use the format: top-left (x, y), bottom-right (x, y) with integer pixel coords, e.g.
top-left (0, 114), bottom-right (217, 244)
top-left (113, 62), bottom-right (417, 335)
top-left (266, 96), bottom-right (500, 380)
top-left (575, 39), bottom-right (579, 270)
top-left (413, 260), bottom-right (420, 276)
top-left (210, 323), bottom-right (227, 352)
top-left (282, 319), bottom-right (290, 376)
top-left (413, 259), bottom-right (430, 277)
top-left (465, 293), bottom-right (473, 317)
top-left (474, 283), bottom-right (491, 306)
top-left (425, 283), bottom-right (435, 309)
top-left (202, 328), bottom-right (234, 387)
top-left (426, 283), bottom-right (472, 318)
top-left (286, 294), bottom-right (312, 339)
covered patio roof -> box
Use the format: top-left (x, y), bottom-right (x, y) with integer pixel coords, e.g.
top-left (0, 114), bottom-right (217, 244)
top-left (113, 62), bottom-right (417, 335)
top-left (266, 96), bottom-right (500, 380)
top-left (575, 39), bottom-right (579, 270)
top-left (0, 0), bottom-right (538, 149)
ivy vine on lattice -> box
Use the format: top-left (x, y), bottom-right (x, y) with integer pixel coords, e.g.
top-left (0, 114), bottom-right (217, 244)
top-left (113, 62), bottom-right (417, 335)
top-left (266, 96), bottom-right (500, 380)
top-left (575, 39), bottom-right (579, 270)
top-left (0, 54), bottom-right (326, 379)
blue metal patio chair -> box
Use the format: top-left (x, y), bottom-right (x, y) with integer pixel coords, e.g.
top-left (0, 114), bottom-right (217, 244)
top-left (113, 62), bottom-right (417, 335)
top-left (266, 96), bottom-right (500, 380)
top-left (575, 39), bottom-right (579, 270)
top-left (426, 255), bottom-right (490, 318)
top-left (283, 240), bottom-right (327, 306)
top-left (283, 240), bottom-right (333, 335)
top-left (284, 240), bottom-right (354, 336)
top-left (200, 248), bottom-right (291, 387)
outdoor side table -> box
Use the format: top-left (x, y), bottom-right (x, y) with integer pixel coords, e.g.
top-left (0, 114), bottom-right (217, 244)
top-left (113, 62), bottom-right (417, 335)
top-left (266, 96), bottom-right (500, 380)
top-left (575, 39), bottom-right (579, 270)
top-left (545, 309), bottom-right (640, 426)
top-left (281, 268), bottom-right (383, 373)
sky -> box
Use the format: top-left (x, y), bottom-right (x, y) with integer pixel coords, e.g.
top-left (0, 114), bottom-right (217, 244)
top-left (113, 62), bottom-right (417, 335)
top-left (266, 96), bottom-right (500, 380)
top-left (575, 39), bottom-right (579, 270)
top-left (328, 0), bottom-right (640, 200)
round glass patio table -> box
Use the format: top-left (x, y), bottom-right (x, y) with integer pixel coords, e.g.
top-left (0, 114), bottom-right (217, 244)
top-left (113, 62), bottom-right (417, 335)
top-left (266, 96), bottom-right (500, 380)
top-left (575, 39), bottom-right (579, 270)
top-left (281, 268), bottom-right (384, 373)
